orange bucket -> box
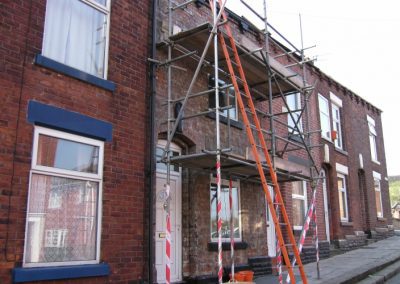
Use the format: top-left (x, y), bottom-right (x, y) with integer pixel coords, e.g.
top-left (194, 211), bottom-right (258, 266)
top-left (229, 272), bottom-right (245, 282)
top-left (239, 270), bottom-right (254, 282)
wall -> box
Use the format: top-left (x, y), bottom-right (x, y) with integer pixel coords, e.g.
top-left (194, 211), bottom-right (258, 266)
top-left (0, 0), bottom-right (151, 283)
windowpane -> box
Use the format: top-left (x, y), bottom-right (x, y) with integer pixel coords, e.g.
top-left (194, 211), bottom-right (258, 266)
top-left (318, 95), bottom-right (329, 132)
top-left (43, 0), bottom-right (108, 78)
top-left (25, 174), bottom-right (98, 264)
top-left (374, 178), bottom-right (383, 217)
top-left (37, 134), bottom-right (99, 174)
top-left (292, 181), bottom-right (306, 229)
top-left (339, 191), bottom-right (347, 219)
top-left (370, 133), bottom-right (378, 161)
top-left (332, 105), bottom-right (343, 149)
top-left (155, 147), bottom-right (179, 172)
top-left (337, 175), bottom-right (348, 220)
top-left (292, 199), bottom-right (305, 227)
top-left (210, 184), bottom-right (240, 240)
top-left (222, 87), bottom-right (237, 120)
top-left (287, 93), bottom-right (302, 133)
top-left (93, 0), bottom-right (107, 6)
top-left (292, 181), bottom-right (304, 195)
top-left (375, 190), bottom-right (383, 217)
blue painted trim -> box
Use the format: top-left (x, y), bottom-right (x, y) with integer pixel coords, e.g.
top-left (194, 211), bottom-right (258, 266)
top-left (13, 263), bottom-right (110, 283)
top-left (28, 101), bottom-right (113, 141)
top-left (34, 54), bottom-right (116, 92)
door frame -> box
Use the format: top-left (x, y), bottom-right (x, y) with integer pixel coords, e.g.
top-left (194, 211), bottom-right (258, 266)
top-left (155, 140), bottom-right (182, 283)
top-left (266, 186), bottom-right (276, 257)
top-left (321, 169), bottom-right (331, 243)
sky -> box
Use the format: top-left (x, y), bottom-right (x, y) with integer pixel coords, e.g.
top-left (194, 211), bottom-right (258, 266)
top-left (226, 0), bottom-right (400, 176)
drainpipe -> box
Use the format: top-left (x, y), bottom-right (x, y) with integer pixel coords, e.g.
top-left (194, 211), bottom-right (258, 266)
top-left (148, 0), bottom-right (158, 283)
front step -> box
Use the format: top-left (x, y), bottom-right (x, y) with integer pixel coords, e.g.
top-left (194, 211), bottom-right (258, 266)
top-left (248, 256), bottom-right (272, 276)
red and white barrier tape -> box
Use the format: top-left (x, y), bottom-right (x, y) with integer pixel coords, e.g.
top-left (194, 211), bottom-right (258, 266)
top-left (165, 184), bottom-right (171, 284)
top-left (216, 162), bottom-right (223, 284)
top-left (229, 179), bottom-right (235, 281)
top-left (286, 188), bottom-right (317, 283)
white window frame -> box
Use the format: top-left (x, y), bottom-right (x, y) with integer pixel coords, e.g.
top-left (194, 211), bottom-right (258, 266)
top-left (373, 171), bottom-right (383, 218)
top-left (42, 0), bottom-right (111, 79)
top-left (23, 126), bottom-right (104, 268)
top-left (337, 173), bottom-right (349, 222)
top-left (286, 92), bottom-right (303, 135)
top-left (221, 86), bottom-right (238, 121)
top-left (318, 94), bottom-right (331, 140)
top-left (367, 115), bottom-right (379, 163)
top-left (331, 103), bottom-right (343, 149)
top-left (209, 77), bottom-right (239, 122)
top-left (210, 178), bottom-right (242, 242)
top-left (292, 181), bottom-right (307, 231)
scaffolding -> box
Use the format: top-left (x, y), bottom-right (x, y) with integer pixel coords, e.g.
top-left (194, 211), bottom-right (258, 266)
top-left (151, 0), bottom-right (322, 283)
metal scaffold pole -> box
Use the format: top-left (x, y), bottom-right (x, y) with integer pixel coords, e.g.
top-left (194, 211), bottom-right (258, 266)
top-left (213, 0), bottom-right (223, 283)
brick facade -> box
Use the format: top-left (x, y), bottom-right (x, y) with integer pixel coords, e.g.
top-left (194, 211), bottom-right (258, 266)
top-left (153, 0), bottom-right (392, 282)
top-left (0, 0), bottom-right (151, 283)
top-left (0, 0), bottom-right (392, 283)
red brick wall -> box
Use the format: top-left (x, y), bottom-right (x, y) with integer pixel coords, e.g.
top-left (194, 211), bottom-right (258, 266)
top-left (311, 72), bottom-right (391, 239)
top-left (0, 0), bottom-right (151, 283)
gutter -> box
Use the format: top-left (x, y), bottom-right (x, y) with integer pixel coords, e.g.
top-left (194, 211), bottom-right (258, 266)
top-left (148, 0), bottom-right (158, 283)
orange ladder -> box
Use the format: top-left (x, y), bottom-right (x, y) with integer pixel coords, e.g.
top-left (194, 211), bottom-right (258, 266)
top-left (209, 1), bottom-right (308, 283)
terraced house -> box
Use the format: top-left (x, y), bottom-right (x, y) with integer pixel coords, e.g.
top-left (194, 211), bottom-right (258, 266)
top-left (0, 0), bottom-right (392, 283)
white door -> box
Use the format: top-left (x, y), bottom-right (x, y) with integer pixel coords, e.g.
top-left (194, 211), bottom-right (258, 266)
top-left (266, 186), bottom-right (276, 257)
top-left (321, 170), bottom-right (330, 243)
top-left (155, 142), bottom-right (182, 283)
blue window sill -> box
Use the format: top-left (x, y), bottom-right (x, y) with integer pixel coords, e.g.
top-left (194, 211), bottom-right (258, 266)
top-left (13, 263), bottom-right (110, 283)
top-left (34, 54), bottom-right (116, 92)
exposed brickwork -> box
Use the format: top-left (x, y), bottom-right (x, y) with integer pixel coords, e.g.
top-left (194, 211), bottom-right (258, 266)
top-left (154, 0), bottom-right (391, 280)
top-left (0, 0), bottom-right (151, 283)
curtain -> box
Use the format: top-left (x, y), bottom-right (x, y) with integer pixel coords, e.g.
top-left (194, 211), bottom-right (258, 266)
top-left (42, 0), bottom-right (106, 77)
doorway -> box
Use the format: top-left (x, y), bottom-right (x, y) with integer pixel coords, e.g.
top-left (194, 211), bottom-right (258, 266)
top-left (155, 141), bottom-right (182, 283)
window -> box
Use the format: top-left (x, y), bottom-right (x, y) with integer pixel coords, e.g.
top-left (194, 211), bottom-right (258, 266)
top-left (373, 172), bottom-right (383, 218)
top-left (23, 126), bottom-right (104, 267)
top-left (155, 146), bottom-right (180, 173)
top-left (367, 115), bottom-right (379, 163)
top-left (208, 77), bottom-right (238, 121)
top-left (318, 94), bottom-right (331, 140)
top-left (210, 179), bottom-right (241, 242)
top-left (331, 104), bottom-right (343, 149)
top-left (45, 229), bottom-right (68, 248)
top-left (286, 93), bottom-right (302, 135)
top-left (42, 0), bottom-right (111, 78)
top-left (48, 190), bottom-right (62, 209)
top-left (337, 174), bottom-right (348, 222)
top-left (292, 181), bottom-right (307, 230)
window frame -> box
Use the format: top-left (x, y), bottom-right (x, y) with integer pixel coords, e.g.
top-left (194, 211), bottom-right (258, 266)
top-left (318, 94), bottom-right (331, 140)
top-left (286, 92), bottom-right (303, 135)
top-left (373, 171), bottom-right (383, 218)
top-left (331, 103), bottom-right (343, 149)
top-left (367, 115), bottom-right (379, 163)
top-left (209, 178), bottom-right (242, 242)
top-left (23, 126), bottom-right (104, 268)
top-left (337, 173), bottom-right (349, 222)
top-left (208, 77), bottom-right (239, 122)
top-left (292, 181), bottom-right (307, 230)
top-left (42, 0), bottom-right (111, 79)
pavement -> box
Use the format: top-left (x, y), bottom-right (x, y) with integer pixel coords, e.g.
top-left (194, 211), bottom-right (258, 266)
top-left (254, 236), bottom-right (400, 284)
